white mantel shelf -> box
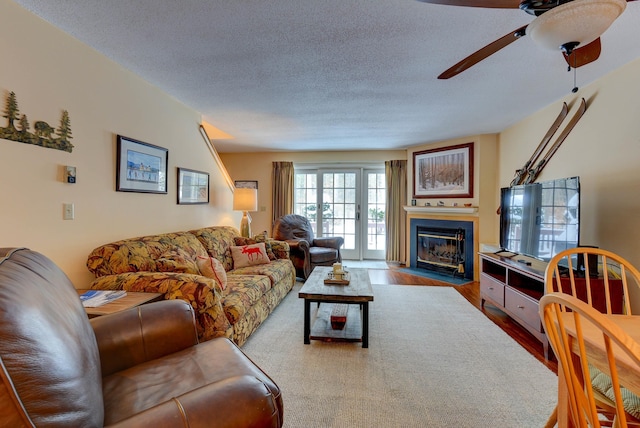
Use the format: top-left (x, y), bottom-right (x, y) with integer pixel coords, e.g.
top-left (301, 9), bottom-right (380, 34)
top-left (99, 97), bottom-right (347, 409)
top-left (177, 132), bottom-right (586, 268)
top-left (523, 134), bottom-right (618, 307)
top-left (403, 205), bottom-right (478, 214)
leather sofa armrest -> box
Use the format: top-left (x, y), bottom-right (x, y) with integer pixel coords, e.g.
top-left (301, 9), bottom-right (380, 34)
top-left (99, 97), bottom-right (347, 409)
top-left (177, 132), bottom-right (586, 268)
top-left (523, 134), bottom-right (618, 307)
top-left (107, 375), bottom-right (280, 428)
top-left (91, 300), bottom-right (199, 377)
top-left (313, 236), bottom-right (344, 249)
top-left (286, 239), bottom-right (310, 253)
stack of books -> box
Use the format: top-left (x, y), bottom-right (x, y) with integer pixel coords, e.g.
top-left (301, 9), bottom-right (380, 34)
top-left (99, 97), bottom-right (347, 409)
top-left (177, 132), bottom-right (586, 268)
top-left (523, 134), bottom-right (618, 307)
top-left (79, 290), bottom-right (127, 308)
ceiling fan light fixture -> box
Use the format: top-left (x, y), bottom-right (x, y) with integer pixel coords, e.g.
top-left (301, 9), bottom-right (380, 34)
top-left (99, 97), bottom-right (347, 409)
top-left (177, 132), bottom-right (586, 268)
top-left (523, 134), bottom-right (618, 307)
top-left (526, 0), bottom-right (626, 51)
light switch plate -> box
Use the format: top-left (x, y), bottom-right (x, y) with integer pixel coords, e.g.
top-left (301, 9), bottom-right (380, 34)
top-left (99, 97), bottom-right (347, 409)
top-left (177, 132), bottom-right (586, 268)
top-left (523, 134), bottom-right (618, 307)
top-left (63, 203), bottom-right (74, 220)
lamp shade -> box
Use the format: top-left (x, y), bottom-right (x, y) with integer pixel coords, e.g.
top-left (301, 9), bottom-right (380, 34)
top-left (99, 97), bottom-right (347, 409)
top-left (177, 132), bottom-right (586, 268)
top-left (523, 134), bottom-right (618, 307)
top-left (233, 188), bottom-right (258, 212)
top-left (527, 0), bottom-right (626, 51)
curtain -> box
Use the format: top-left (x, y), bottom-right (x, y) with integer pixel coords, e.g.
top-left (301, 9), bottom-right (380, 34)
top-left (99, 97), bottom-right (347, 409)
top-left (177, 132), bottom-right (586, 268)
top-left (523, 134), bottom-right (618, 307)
top-left (385, 160), bottom-right (407, 263)
top-left (272, 161), bottom-right (294, 229)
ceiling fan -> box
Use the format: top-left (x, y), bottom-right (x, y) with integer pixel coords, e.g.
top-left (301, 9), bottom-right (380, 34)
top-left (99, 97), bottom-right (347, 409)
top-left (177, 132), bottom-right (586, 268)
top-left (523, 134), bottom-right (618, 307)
top-left (417, 0), bottom-right (633, 79)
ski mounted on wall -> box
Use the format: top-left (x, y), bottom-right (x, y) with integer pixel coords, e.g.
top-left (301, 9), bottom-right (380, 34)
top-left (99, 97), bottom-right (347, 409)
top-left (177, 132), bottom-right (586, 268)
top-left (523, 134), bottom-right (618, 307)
top-left (524, 98), bottom-right (587, 184)
top-left (509, 102), bottom-right (569, 187)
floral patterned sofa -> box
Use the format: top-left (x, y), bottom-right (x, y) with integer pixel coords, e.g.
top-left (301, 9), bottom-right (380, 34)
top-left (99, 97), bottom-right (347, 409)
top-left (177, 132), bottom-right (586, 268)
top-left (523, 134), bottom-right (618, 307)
top-left (86, 226), bottom-right (295, 346)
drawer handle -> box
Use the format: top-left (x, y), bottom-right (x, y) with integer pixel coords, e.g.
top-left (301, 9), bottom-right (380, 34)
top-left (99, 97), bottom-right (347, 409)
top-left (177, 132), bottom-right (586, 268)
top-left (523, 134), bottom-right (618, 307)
top-left (517, 305), bottom-right (525, 309)
top-left (488, 287), bottom-right (494, 290)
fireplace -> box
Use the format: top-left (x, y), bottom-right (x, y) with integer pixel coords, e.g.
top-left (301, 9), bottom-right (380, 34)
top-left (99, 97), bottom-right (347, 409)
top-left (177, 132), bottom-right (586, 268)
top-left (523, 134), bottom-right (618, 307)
top-left (417, 226), bottom-right (465, 277)
top-left (410, 218), bottom-right (474, 280)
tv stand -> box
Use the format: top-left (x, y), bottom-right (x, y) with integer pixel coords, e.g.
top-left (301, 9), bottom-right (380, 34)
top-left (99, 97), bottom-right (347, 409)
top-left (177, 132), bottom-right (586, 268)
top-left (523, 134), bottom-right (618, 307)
top-left (479, 252), bottom-right (550, 359)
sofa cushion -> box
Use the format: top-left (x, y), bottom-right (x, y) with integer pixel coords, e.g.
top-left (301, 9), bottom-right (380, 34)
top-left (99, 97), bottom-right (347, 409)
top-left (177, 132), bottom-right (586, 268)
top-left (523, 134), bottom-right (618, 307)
top-left (87, 232), bottom-right (209, 277)
top-left (222, 275), bottom-right (272, 324)
top-left (189, 226), bottom-right (239, 271)
top-left (101, 337), bottom-right (281, 426)
top-left (231, 243), bottom-right (271, 268)
top-left (156, 248), bottom-right (200, 274)
top-left (196, 255), bottom-right (227, 291)
top-left (229, 259), bottom-right (293, 288)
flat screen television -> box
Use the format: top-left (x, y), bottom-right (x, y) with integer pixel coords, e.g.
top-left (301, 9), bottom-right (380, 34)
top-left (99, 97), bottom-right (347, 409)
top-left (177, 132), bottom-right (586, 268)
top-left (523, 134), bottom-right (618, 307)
top-left (499, 176), bottom-right (580, 261)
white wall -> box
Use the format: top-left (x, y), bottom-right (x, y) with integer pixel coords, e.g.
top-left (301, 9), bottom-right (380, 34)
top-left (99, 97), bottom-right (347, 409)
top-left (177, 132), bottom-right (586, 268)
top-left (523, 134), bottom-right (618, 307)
top-left (0, 2), bottom-right (237, 287)
top-left (499, 57), bottom-right (640, 267)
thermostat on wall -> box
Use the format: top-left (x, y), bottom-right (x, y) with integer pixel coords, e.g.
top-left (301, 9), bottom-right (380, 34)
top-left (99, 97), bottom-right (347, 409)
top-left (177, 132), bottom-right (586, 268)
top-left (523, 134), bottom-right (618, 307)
top-left (66, 166), bottom-right (76, 183)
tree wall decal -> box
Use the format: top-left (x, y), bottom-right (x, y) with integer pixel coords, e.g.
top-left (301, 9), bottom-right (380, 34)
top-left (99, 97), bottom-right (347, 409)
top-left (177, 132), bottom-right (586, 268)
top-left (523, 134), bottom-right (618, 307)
top-left (0, 90), bottom-right (74, 153)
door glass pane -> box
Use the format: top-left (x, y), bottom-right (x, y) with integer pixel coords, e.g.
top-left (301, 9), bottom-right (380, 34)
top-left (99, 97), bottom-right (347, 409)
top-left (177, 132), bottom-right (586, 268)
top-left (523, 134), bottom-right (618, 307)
top-left (367, 172), bottom-right (386, 251)
top-left (323, 172), bottom-right (357, 249)
top-left (294, 172), bottom-right (318, 234)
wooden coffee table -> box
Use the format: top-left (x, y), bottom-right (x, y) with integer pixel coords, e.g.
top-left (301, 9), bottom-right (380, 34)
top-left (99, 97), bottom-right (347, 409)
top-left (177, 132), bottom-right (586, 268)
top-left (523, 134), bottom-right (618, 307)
top-left (77, 290), bottom-right (163, 318)
top-left (298, 266), bottom-right (374, 348)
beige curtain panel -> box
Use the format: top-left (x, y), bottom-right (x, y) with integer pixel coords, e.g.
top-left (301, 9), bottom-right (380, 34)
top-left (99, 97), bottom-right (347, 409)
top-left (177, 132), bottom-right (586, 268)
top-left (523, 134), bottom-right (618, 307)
top-left (272, 161), bottom-right (294, 227)
top-left (385, 160), bottom-right (407, 263)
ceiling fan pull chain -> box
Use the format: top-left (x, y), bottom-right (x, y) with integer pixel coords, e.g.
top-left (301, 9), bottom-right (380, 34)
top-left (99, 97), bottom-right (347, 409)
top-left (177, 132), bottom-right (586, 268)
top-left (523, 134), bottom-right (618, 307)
top-left (572, 52), bottom-right (579, 93)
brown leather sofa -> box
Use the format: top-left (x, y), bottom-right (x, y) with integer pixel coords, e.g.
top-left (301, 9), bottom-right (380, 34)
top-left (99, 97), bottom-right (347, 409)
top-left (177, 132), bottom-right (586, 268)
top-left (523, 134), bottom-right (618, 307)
top-left (272, 214), bottom-right (344, 280)
top-left (0, 248), bottom-right (283, 427)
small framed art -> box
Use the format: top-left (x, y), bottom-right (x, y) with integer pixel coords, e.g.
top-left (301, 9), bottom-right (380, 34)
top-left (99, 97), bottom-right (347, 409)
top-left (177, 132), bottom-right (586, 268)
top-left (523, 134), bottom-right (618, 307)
top-left (116, 135), bottom-right (168, 194)
top-left (178, 167), bottom-right (210, 204)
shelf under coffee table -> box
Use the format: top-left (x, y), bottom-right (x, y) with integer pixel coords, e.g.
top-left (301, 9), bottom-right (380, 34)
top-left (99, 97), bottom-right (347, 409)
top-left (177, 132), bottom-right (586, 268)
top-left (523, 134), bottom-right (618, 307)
top-left (298, 266), bottom-right (374, 348)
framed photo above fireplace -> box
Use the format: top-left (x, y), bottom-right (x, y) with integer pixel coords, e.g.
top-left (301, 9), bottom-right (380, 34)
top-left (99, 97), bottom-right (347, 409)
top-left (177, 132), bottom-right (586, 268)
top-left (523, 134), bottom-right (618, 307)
top-left (413, 142), bottom-right (473, 199)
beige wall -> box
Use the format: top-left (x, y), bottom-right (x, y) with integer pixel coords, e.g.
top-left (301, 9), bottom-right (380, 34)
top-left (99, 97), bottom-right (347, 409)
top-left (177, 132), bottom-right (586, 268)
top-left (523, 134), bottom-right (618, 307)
top-left (4, 1), bottom-right (640, 287)
top-left (407, 134), bottom-right (499, 252)
top-left (220, 150), bottom-right (406, 235)
top-left (500, 57), bottom-right (640, 268)
top-left (0, 2), bottom-right (237, 287)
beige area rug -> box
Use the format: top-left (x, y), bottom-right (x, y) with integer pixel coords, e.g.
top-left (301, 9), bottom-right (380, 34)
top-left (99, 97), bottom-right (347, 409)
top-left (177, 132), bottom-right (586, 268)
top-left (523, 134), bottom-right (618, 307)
top-left (242, 283), bottom-right (558, 427)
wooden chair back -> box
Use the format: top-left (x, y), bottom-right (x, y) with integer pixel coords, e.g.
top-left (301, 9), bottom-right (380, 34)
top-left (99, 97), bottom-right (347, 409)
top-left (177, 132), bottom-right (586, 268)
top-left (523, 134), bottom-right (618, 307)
top-left (545, 247), bottom-right (640, 316)
top-left (540, 292), bottom-right (640, 427)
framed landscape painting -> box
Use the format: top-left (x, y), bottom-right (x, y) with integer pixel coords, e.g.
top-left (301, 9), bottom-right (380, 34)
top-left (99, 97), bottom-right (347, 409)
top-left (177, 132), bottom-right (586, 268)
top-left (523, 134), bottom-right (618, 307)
top-left (413, 142), bottom-right (473, 199)
top-left (116, 135), bottom-right (168, 194)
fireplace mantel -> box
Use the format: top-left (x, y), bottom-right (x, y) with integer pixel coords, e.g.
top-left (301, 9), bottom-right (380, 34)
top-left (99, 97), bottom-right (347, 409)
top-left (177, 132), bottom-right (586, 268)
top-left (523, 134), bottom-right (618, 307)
top-left (403, 205), bottom-right (478, 215)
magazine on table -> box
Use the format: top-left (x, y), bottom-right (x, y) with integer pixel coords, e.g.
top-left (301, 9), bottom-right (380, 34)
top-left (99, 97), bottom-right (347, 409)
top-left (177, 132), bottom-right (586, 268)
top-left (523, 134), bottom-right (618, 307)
top-left (79, 290), bottom-right (127, 308)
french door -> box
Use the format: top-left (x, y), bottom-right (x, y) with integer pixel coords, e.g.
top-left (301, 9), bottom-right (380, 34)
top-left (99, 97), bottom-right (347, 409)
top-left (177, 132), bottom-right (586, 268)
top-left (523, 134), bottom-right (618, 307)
top-left (294, 167), bottom-right (385, 260)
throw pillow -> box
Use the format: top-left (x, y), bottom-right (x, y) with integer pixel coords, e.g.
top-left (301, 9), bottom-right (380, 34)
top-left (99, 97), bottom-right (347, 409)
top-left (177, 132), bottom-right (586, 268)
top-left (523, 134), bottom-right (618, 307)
top-left (230, 243), bottom-right (271, 268)
top-left (156, 248), bottom-right (200, 274)
top-left (196, 255), bottom-right (227, 291)
top-left (234, 236), bottom-right (276, 260)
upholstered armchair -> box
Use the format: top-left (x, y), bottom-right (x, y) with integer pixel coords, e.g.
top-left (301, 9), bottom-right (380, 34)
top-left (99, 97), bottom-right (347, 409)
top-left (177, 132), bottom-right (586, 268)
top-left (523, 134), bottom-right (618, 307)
top-left (272, 214), bottom-right (344, 280)
top-left (0, 247), bottom-right (283, 427)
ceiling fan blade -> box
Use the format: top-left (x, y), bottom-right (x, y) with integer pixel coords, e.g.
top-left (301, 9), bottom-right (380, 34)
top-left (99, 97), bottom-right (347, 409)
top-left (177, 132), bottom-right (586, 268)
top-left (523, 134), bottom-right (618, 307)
top-left (438, 25), bottom-right (527, 79)
top-left (415, 0), bottom-right (520, 8)
top-left (563, 38), bottom-right (601, 68)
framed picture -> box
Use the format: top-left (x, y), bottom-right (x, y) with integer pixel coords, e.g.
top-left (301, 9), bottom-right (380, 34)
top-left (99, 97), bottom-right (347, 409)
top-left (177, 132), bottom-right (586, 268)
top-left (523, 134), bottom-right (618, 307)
top-left (413, 142), bottom-right (474, 199)
top-left (234, 180), bottom-right (258, 189)
top-left (177, 167), bottom-right (209, 204)
top-left (116, 135), bottom-right (168, 194)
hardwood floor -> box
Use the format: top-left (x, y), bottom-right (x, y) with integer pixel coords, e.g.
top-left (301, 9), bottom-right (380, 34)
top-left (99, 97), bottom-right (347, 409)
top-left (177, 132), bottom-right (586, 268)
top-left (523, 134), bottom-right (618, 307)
top-left (370, 265), bottom-right (558, 374)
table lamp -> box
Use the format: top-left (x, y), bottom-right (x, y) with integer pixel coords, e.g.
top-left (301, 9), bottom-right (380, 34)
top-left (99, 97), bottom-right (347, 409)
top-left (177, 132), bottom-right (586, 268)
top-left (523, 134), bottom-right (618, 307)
top-left (233, 188), bottom-right (258, 237)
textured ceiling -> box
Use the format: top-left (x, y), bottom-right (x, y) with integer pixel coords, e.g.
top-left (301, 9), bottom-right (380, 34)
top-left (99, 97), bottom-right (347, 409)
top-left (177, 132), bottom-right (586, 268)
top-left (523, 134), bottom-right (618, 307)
top-left (12, 0), bottom-right (640, 153)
